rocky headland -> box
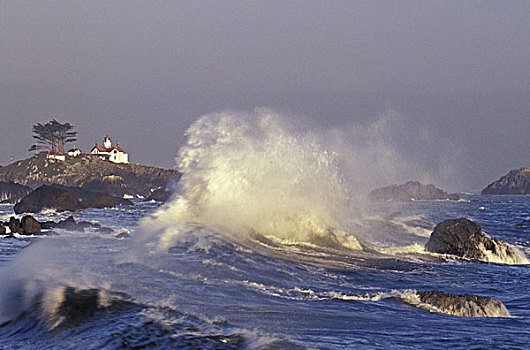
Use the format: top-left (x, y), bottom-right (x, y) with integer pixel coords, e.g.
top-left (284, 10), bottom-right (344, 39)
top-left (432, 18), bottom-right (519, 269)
top-left (481, 167), bottom-right (530, 195)
top-left (369, 181), bottom-right (459, 202)
top-left (0, 154), bottom-right (179, 198)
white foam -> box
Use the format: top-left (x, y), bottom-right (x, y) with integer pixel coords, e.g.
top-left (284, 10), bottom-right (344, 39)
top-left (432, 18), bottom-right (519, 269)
top-left (132, 110), bottom-right (365, 252)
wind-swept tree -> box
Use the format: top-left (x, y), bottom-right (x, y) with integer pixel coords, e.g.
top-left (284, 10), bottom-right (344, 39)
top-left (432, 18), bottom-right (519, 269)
top-left (28, 119), bottom-right (77, 154)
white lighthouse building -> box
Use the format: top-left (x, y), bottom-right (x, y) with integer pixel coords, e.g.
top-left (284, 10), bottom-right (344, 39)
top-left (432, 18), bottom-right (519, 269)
top-left (90, 134), bottom-right (129, 164)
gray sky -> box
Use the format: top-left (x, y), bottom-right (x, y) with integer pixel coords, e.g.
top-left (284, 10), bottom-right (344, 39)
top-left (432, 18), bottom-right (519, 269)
top-left (1, 1), bottom-right (529, 192)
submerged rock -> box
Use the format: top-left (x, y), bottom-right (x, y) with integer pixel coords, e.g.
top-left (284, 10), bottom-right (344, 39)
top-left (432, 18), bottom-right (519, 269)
top-left (369, 181), bottom-right (459, 202)
top-left (416, 290), bottom-right (511, 318)
top-left (425, 218), bottom-right (528, 264)
top-left (481, 167), bottom-right (530, 195)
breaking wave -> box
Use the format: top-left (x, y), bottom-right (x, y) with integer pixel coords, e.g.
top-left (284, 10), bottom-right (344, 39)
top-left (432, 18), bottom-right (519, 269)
top-left (135, 109), bottom-right (365, 252)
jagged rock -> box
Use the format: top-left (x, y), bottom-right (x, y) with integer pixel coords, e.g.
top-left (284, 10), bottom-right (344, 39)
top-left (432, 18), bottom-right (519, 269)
top-left (0, 181), bottom-right (32, 203)
top-left (416, 290), bottom-right (510, 318)
top-left (481, 167), bottom-right (530, 195)
top-left (424, 218), bottom-right (519, 262)
top-left (0, 154), bottom-right (179, 198)
top-left (369, 181), bottom-right (459, 202)
top-left (13, 184), bottom-right (133, 214)
top-left (21, 215), bottom-right (41, 234)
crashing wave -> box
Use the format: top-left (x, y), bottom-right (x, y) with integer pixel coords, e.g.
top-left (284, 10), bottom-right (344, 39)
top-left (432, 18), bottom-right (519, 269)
top-left (134, 109), bottom-right (364, 252)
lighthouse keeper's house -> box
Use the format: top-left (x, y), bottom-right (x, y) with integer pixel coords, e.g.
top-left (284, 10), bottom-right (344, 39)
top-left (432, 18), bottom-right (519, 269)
top-left (90, 134), bottom-right (129, 164)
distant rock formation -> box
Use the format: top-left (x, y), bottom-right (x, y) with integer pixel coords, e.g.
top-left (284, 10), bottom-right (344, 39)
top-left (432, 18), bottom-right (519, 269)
top-left (369, 181), bottom-right (459, 202)
top-left (425, 218), bottom-right (527, 264)
top-left (415, 290), bottom-right (510, 318)
top-left (0, 181), bottom-right (32, 203)
top-left (0, 154), bottom-right (179, 198)
top-left (14, 184), bottom-right (133, 214)
top-left (481, 167), bottom-right (530, 195)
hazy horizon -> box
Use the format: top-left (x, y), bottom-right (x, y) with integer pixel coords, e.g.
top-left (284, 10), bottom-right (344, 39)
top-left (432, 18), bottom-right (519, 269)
top-left (1, 1), bottom-right (529, 192)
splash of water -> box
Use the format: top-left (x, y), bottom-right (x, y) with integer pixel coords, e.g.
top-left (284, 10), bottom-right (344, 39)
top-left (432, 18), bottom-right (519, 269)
top-left (135, 109), bottom-right (364, 252)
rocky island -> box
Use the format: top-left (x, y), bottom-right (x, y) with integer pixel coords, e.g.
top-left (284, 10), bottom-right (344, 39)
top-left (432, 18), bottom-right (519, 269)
top-left (0, 153), bottom-right (179, 198)
top-left (369, 181), bottom-right (459, 202)
top-left (481, 167), bottom-right (530, 195)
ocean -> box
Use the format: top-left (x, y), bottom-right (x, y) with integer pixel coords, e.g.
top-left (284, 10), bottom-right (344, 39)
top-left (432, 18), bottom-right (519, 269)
top-left (0, 111), bottom-right (529, 349)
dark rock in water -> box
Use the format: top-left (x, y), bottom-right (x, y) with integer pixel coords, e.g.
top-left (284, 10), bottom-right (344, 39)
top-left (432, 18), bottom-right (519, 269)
top-left (14, 185), bottom-right (83, 214)
top-left (369, 181), bottom-right (459, 202)
top-left (424, 218), bottom-right (522, 263)
top-left (21, 215), bottom-right (41, 235)
top-left (78, 221), bottom-right (101, 230)
top-left (55, 216), bottom-right (83, 232)
top-left (95, 227), bottom-right (114, 234)
top-left (416, 290), bottom-right (510, 317)
top-left (8, 217), bottom-right (23, 234)
top-left (13, 184), bottom-right (133, 214)
top-left (0, 181), bottom-right (32, 203)
top-left (145, 187), bottom-right (171, 202)
top-left (115, 231), bottom-right (130, 239)
top-left (0, 225), bottom-right (5, 235)
top-left (481, 167), bottom-right (530, 195)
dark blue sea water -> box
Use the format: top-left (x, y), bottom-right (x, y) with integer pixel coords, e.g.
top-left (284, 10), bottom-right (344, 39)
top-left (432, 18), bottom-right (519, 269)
top-left (0, 195), bottom-right (528, 350)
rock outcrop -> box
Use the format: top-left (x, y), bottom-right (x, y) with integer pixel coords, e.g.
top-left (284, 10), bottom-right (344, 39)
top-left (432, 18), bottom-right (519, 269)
top-left (0, 181), bottom-right (32, 203)
top-left (14, 184), bottom-right (133, 214)
top-left (425, 218), bottom-right (527, 264)
top-left (0, 154), bottom-right (179, 198)
top-left (415, 290), bottom-right (510, 318)
top-left (145, 187), bottom-right (172, 202)
top-left (369, 181), bottom-right (459, 202)
top-left (481, 167), bottom-right (530, 195)
top-left (2, 215), bottom-right (111, 236)
top-left (21, 215), bottom-right (41, 234)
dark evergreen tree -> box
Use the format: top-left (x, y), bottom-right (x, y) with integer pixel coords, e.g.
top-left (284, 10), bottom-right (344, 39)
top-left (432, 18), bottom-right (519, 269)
top-left (28, 119), bottom-right (77, 154)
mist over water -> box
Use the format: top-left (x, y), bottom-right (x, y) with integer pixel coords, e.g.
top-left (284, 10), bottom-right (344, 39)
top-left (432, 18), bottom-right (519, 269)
top-left (134, 108), bottom-right (463, 253)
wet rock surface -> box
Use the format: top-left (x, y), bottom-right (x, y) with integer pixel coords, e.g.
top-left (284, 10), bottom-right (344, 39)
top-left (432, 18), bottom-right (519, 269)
top-left (425, 218), bottom-right (522, 263)
top-left (14, 184), bottom-right (133, 214)
top-left (416, 290), bottom-right (510, 317)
